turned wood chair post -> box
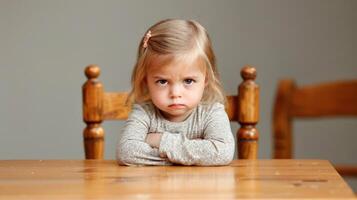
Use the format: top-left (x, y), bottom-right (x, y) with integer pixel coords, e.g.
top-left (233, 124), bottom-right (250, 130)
top-left (237, 66), bottom-right (259, 159)
top-left (82, 65), bottom-right (105, 159)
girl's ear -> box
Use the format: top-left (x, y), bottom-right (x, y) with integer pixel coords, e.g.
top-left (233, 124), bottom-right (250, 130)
top-left (204, 70), bottom-right (209, 87)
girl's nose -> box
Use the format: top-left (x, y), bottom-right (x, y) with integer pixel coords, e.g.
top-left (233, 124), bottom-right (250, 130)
top-left (170, 84), bottom-right (182, 98)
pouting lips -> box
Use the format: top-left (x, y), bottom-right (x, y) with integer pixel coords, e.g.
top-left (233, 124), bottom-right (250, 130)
top-left (168, 104), bottom-right (186, 109)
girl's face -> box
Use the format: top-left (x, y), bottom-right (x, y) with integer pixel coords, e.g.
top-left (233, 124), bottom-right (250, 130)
top-left (146, 57), bottom-right (206, 122)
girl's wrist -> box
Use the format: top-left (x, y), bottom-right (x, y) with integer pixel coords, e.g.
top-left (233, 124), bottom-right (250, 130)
top-left (145, 133), bottom-right (162, 148)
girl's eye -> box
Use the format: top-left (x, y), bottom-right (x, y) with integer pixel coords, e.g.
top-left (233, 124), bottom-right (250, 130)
top-left (184, 79), bottom-right (195, 85)
top-left (156, 79), bottom-right (167, 85)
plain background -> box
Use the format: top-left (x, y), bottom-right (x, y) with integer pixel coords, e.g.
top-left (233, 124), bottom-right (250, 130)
top-left (1, 0), bottom-right (356, 190)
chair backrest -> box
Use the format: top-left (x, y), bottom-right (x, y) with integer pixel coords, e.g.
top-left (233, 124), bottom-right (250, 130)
top-left (82, 64), bottom-right (260, 160)
top-left (273, 79), bottom-right (357, 176)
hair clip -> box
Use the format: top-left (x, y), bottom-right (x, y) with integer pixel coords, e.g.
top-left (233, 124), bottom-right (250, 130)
top-left (143, 30), bottom-right (152, 48)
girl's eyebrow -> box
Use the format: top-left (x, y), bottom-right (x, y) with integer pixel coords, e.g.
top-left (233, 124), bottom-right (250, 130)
top-left (184, 76), bottom-right (199, 79)
top-left (152, 75), bottom-right (168, 80)
top-left (151, 74), bottom-right (201, 79)
top-left (152, 75), bottom-right (200, 79)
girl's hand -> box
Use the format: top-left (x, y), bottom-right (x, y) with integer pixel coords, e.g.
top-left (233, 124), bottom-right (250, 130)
top-left (145, 133), bottom-right (162, 148)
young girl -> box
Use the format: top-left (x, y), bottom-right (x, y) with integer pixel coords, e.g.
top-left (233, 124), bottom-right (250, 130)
top-left (116, 19), bottom-right (234, 166)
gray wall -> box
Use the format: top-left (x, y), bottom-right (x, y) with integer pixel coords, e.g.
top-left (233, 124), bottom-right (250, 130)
top-left (1, 0), bottom-right (356, 190)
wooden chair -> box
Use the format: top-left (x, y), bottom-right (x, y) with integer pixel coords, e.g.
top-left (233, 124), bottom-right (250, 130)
top-left (273, 79), bottom-right (357, 176)
top-left (82, 64), bottom-right (260, 160)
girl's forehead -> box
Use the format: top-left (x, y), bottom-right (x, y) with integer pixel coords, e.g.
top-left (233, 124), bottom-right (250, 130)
top-left (147, 54), bottom-right (206, 74)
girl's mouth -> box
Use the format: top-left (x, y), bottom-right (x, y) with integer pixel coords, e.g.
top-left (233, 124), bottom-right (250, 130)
top-left (168, 104), bottom-right (185, 109)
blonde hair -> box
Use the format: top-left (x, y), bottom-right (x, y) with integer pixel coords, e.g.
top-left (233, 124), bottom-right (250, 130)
top-left (128, 19), bottom-right (225, 105)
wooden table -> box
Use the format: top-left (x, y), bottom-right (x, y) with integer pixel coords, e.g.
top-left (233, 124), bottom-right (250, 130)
top-left (0, 160), bottom-right (355, 199)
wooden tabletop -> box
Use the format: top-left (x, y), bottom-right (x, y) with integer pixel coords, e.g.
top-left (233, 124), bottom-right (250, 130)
top-left (0, 159), bottom-right (355, 199)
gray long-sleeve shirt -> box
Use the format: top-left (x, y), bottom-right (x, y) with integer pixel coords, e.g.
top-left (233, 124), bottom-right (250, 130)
top-left (116, 102), bottom-right (235, 166)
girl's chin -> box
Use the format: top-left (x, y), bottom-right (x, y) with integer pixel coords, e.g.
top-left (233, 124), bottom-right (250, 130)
top-left (160, 109), bottom-right (192, 121)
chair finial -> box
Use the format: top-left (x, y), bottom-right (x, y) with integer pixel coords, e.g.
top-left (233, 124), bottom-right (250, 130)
top-left (85, 65), bottom-right (100, 79)
top-left (241, 65), bottom-right (256, 81)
